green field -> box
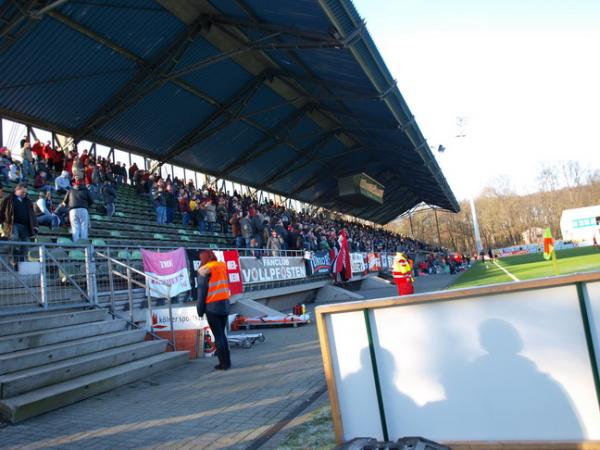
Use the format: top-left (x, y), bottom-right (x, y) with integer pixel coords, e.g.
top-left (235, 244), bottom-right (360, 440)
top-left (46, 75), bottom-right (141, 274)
top-left (449, 247), bottom-right (600, 289)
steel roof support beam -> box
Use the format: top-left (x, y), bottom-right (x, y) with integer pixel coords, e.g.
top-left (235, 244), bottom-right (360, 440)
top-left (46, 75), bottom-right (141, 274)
top-left (258, 130), bottom-right (337, 187)
top-left (207, 13), bottom-right (366, 48)
top-left (218, 106), bottom-right (310, 175)
top-left (159, 72), bottom-right (268, 166)
top-left (71, 16), bottom-right (206, 141)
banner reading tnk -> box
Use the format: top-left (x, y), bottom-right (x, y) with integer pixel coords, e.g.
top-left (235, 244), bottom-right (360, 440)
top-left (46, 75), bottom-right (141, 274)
top-left (142, 247), bottom-right (191, 298)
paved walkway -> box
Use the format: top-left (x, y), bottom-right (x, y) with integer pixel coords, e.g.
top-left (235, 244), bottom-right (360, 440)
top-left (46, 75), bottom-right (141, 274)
top-left (0, 275), bottom-right (455, 450)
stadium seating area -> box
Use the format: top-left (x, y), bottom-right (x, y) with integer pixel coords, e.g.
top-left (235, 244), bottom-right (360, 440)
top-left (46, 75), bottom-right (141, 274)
top-left (0, 178), bottom-right (232, 253)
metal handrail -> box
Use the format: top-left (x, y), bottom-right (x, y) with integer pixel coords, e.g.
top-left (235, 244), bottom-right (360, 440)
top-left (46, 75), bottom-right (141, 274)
top-left (95, 250), bottom-right (176, 350)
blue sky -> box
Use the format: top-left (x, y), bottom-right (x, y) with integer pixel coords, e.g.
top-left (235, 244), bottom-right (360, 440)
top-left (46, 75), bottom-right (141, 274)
top-left (352, 0), bottom-right (600, 200)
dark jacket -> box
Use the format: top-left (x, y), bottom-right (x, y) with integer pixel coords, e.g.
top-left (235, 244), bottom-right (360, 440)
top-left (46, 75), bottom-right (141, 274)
top-left (101, 183), bottom-right (116, 204)
top-left (0, 194), bottom-right (38, 237)
top-left (63, 185), bottom-right (94, 210)
top-left (196, 272), bottom-right (231, 317)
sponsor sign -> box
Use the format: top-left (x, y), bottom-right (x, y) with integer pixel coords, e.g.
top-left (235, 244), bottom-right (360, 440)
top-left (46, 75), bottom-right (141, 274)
top-left (240, 256), bottom-right (307, 284)
top-left (148, 305), bottom-right (208, 331)
top-left (148, 306), bottom-right (216, 357)
top-left (187, 249), bottom-right (243, 295)
top-left (350, 252), bottom-right (366, 273)
top-left (142, 248), bottom-right (190, 298)
top-left (310, 250), bottom-right (332, 275)
top-left (367, 252), bottom-right (381, 272)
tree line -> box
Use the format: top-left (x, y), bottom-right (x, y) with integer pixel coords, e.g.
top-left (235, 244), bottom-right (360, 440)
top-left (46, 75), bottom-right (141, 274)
top-left (387, 161), bottom-right (600, 253)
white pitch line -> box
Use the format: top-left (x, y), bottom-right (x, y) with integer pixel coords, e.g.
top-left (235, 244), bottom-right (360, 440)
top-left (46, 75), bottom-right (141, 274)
top-left (493, 260), bottom-right (520, 282)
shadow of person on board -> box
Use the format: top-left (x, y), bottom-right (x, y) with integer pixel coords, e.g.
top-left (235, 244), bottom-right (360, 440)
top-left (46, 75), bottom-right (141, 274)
top-left (419, 318), bottom-right (584, 439)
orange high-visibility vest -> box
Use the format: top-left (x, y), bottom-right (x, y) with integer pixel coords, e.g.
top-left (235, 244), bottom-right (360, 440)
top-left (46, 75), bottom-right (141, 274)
top-left (204, 261), bottom-right (230, 304)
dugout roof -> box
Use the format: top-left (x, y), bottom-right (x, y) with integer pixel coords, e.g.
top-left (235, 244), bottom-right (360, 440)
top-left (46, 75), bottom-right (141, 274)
top-left (0, 0), bottom-right (459, 223)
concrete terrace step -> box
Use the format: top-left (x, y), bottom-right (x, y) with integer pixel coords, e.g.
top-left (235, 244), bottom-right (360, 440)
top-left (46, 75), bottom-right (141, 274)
top-left (0, 329), bottom-right (147, 375)
top-left (0, 351), bottom-right (188, 423)
top-left (0, 309), bottom-right (108, 337)
top-left (0, 340), bottom-right (167, 398)
top-left (0, 319), bottom-right (128, 354)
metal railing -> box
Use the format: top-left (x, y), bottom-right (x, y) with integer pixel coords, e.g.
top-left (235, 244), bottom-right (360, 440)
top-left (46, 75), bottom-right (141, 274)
top-left (0, 240), bottom-right (94, 312)
top-left (95, 250), bottom-right (176, 350)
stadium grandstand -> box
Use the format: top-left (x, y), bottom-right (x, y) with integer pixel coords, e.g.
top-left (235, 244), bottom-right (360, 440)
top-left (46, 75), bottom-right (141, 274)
top-left (0, 0), bottom-right (460, 427)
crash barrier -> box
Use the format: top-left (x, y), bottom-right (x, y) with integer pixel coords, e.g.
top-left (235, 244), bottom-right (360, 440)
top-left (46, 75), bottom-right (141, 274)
top-left (316, 271), bottom-right (600, 447)
top-left (0, 240), bottom-right (438, 315)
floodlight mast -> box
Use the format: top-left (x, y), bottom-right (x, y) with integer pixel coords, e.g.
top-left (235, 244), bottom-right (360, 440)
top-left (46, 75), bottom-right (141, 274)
top-left (456, 116), bottom-right (483, 253)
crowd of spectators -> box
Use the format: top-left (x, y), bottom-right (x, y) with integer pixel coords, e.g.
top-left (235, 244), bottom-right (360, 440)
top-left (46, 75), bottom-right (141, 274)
top-left (0, 136), bottom-right (445, 269)
top-left (134, 166), bottom-right (443, 258)
top-left (0, 137), bottom-right (125, 267)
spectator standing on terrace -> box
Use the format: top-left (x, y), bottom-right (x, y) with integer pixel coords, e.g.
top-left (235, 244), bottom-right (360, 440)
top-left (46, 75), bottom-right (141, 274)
top-left (34, 191), bottom-right (60, 229)
top-left (31, 139), bottom-right (44, 161)
top-left (165, 184), bottom-right (177, 224)
top-left (178, 190), bottom-right (190, 226)
top-left (101, 179), bottom-right (116, 218)
top-left (0, 150), bottom-right (10, 181)
top-left (240, 210), bottom-right (253, 249)
top-left (0, 183), bottom-right (37, 270)
top-left (205, 199), bottom-right (217, 232)
top-left (266, 229), bottom-right (284, 256)
top-left (229, 209), bottom-right (243, 248)
top-left (128, 162), bottom-right (138, 185)
top-left (61, 178), bottom-right (94, 242)
top-left (55, 170), bottom-right (71, 194)
top-left (19, 141), bottom-right (34, 179)
top-left (152, 181), bottom-right (167, 224)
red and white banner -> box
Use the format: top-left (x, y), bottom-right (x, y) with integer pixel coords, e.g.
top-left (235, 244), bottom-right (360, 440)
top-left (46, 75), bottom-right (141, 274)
top-left (142, 247), bottom-right (191, 298)
top-left (367, 252), bottom-right (381, 272)
top-left (221, 250), bottom-right (243, 295)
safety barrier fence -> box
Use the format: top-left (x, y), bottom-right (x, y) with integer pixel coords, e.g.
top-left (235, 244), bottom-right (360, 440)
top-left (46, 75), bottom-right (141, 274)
top-left (0, 241), bottom-right (440, 316)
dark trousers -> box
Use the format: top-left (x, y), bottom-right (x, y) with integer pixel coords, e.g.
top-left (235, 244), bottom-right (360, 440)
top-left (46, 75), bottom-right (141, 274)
top-left (206, 312), bottom-right (230, 368)
top-left (10, 223), bottom-right (30, 266)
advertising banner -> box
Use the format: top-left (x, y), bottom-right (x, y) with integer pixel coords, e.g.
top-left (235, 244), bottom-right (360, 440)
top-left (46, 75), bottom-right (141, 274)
top-left (147, 305), bottom-right (216, 358)
top-left (142, 247), bottom-right (190, 298)
top-left (148, 305), bottom-right (208, 331)
top-left (367, 253), bottom-right (381, 272)
top-left (187, 249), bottom-right (243, 296)
top-left (350, 252), bottom-right (366, 274)
top-left (310, 250), bottom-right (332, 275)
top-left (240, 256), bottom-right (306, 284)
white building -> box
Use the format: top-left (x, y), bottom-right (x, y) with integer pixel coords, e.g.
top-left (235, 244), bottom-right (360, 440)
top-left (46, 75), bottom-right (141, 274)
top-left (560, 205), bottom-right (600, 245)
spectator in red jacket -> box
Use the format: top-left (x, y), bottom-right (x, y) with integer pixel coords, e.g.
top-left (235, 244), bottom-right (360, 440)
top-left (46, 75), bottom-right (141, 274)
top-left (80, 149), bottom-right (90, 167)
top-left (178, 189), bottom-right (191, 226)
top-left (31, 139), bottom-right (44, 160)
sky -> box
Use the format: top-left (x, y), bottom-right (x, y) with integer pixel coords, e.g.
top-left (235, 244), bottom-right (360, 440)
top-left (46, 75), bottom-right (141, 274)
top-left (352, 0), bottom-right (600, 201)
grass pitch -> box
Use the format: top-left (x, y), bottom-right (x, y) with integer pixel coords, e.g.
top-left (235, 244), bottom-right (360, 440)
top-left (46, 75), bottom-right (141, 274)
top-left (449, 246), bottom-right (600, 289)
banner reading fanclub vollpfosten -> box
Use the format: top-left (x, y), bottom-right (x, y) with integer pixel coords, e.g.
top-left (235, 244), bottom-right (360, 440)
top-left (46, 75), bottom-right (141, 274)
top-left (240, 256), bottom-right (306, 284)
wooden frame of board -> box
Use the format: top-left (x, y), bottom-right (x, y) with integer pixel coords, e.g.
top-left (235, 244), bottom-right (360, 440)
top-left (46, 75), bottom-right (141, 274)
top-left (315, 271), bottom-right (600, 449)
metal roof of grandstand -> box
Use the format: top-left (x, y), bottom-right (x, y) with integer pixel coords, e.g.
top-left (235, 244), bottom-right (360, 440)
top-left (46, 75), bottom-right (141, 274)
top-left (0, 0), bottom-right (459, 224)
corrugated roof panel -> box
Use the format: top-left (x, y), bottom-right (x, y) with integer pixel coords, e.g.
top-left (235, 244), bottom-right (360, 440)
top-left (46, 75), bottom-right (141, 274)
top-left (244, 0), bottom-right (333, 31)
top-left (0, 0), bottom-right (459, 222)
top-left (181, 59), bottom-right (255, 103)
top-left (59, 0), bottom-right (185, 60)
top-left (0, 17), bottom-right (136, 129)
top-left (230, 143), bottom-right (297, 181)
top-left (95, 82), bottom-right (215, 153)
top-left (180, 121), bottom-right (265, 172)
top-left (239, 85), bottom-right (297, 131)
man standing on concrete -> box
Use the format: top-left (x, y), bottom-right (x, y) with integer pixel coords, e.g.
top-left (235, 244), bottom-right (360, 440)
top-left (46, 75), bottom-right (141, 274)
top-left (61, 178), bottom-right (94, 242)
top-left (0, 183), bottom-right (37, 270)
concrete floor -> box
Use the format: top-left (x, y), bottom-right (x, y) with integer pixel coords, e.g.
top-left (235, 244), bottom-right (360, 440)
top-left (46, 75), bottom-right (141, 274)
top-left (0, 275), bottom-right (456, 450)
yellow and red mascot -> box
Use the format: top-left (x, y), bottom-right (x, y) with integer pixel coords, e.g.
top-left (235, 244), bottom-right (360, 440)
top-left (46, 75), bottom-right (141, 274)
top-left (392, 252), bottom-right (414, 296)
